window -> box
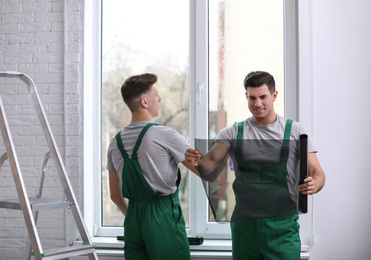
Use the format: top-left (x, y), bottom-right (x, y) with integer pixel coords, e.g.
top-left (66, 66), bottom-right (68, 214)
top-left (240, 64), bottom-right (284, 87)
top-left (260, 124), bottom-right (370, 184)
top-left (84, 0), bottom-right (305, 243)
top-left (206, 0), bottom-right (285, 224)
top-left (100, 0), bottom-right (190, 229)
top-left (189, 0), bottom-right (298, 238)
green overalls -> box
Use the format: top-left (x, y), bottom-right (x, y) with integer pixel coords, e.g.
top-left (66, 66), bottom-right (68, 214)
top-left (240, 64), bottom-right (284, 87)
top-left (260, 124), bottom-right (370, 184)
top-left (115, 123), bottom-right (190, 260)
top-left (230, 119), bottom-right (301, 260)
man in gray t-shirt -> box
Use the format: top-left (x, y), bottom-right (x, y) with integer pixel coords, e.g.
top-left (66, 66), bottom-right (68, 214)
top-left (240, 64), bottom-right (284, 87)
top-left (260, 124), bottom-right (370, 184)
top-left (185, 71), bottom-right (325, 260)
top-left (107, 73), bottom-right (197, 260)
top-left (106, 121), bottom-right (190, 196)
top-left (216, 114), bottom-right (317, 212)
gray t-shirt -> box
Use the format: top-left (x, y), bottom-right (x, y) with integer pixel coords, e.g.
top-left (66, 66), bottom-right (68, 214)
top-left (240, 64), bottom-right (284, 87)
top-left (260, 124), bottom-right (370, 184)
top-left (215, 115), bottom-right (317, 204)
top-left (106, 121), bottom-right (190, 195)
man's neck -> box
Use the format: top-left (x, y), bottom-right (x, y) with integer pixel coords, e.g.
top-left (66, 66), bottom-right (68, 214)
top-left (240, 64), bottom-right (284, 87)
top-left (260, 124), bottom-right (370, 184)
top-left (131, 112), bottom-right (152, 122)
top-left (252, 113), bottom-right (277, 126)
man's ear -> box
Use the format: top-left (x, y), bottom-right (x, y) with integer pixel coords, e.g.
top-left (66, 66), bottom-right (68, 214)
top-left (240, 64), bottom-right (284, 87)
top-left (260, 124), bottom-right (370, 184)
top-left (272, 90), bottom-right (278, 101)
top-left (140, 97), bottom-right (148, 108)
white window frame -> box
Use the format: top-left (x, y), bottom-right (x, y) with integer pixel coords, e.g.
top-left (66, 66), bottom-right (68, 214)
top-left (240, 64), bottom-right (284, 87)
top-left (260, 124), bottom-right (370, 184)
top-left (83, 0), bottom-right (101, 238)
top-left (189, 0), bottom-right (302, 240)
top-left (83, 0), bottom-right (313, 249)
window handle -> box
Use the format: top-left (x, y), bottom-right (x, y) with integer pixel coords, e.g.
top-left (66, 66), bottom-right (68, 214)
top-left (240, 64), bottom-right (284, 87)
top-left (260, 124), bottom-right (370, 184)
top-left (197, 83), bottom-right (204, 105)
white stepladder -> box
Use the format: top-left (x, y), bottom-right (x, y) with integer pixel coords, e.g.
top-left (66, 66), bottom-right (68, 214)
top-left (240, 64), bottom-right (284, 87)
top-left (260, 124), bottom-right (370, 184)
top-left (0, 71), bottom-right (98, 260)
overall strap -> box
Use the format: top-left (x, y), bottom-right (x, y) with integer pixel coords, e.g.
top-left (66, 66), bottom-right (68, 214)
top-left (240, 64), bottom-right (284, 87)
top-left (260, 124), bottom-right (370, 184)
top-left (132, 123), bottom-right (159, 159)
top-left (115, 123), bottom-right (159, 160)
top-left (115, 130), bottom-right (128, 159)
top-left (235, 121), bottom-right (244, 160)
top-left (236, 121), bottom-right (244, 148)
top-left (281, 119), bottom-right (293, 159)
top-left (175, 168), bottom-right (181, 187)
top-left (237, 120), bottom-right (293, 145)
top-left (235, 120), bottom-right (293, 159)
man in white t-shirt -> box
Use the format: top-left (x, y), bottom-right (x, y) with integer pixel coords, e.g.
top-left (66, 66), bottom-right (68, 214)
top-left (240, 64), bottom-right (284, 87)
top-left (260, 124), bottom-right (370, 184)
top-left (185, 71), bottom-right (325, 260)
top-left (106, 73), bottom-right (197, 260)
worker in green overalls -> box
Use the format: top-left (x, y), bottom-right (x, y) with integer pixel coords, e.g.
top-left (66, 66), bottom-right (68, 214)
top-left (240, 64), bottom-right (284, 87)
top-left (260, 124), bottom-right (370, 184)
top-left (106, 73), bottom-right (198, 260)
top-left (185, 71), bottom-right (325, 259)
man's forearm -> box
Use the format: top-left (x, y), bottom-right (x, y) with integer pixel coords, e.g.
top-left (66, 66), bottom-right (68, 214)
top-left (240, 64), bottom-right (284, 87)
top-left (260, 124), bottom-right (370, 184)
top-left (312, 169), bottom-right (325, 193)
top-left (112, 195), bottom-right (128, 216)
top-left (197, 156), bottom-right (228, 182)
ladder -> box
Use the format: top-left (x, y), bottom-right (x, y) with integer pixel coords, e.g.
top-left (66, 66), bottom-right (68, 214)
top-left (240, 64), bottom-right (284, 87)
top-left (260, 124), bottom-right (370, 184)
top-left (0, 71), bottom-right (98, 260)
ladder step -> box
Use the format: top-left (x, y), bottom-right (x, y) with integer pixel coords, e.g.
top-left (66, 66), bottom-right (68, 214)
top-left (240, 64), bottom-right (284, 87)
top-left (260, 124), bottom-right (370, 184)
top-left (31, 244), bottom-right (96, 260)
top-left (0, 72), bottom-right (98, 259)
top-left (0, 197), bottom-right (71, 211)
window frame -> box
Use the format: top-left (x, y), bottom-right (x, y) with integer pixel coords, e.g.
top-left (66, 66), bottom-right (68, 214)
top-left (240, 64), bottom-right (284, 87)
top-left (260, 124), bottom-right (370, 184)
top-left (83, 0), bottom-right (312, 246)
top-left (189, 0), bottom-right (301, 239)
top-left (83, 0), bottom-right (102, 238)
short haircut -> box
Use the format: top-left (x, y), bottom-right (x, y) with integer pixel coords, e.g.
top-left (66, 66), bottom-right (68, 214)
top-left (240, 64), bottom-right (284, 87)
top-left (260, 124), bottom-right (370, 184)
top-left (120, 73), bottom-right (158, 111)
top-left (243, 71), bottom-right (275, 93)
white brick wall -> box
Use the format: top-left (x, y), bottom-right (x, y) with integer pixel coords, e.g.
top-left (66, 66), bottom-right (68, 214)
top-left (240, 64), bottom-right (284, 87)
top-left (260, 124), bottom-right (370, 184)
top-left (0, 0), bottom-right (84, 259)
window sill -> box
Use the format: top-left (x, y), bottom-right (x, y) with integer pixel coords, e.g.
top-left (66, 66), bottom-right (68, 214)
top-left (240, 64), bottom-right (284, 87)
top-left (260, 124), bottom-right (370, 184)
top-left (74, 237), bottom-right (310, 259)
top-left (84, 236), bottom-right (233, 251)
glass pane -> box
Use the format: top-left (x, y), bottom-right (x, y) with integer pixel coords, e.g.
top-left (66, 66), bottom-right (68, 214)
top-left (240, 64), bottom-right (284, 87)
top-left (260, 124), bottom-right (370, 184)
top-left (208, 0), bottom-right (284, 222)
top-left (101, 0), bottom-right (189, 227)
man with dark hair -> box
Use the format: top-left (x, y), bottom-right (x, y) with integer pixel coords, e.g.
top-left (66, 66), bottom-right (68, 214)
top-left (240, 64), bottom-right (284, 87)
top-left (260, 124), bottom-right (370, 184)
top-left (185, 71), bottom-right (325, 260)
top-left (106, 73), bottom-right (196, 260)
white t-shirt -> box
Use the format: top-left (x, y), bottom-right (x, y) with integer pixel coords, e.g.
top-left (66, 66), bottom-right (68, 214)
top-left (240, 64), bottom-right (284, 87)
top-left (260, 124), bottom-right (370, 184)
top-left (106, 121), bottom-right (190, 195)
top-left (215, 115), bottom-right (317, 204)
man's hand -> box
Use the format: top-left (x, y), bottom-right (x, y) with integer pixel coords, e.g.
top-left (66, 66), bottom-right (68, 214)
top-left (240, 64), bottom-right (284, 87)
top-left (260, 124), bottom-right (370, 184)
top-left (109, 171), bottom-right (128, 215)
top-left (300, 152), bottom-right (325, 195)
top-left (184, 143), bottom-right (229, 182)
top-left (185, 148), bottom-right (202, 166)
top-left (299, 176), bottom-right (318, 195)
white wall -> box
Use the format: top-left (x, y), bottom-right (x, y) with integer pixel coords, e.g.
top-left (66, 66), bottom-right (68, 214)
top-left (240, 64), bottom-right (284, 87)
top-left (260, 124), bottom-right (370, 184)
top-left (301, 0), bottom-right (371, 259)
top-left (0, 0), bottom-right (84, 258)
top-left (0, 0), bottom-right (371, 259)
